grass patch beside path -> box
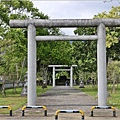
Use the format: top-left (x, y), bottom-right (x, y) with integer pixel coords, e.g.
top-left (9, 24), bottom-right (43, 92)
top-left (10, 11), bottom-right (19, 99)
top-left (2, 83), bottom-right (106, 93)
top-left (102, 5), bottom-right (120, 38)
top-left (74, 85), bottom-right (120, 110)
top-left (0, 86), bottom-right (52, 114)
top-left (36, 86), bottom-right (52, 96)
top-left (74, 85), bottom-right (98, 98)
top-left (107, 85), bottom-right (120, 110)
top-left (74, 85), bottom-right (98, 97)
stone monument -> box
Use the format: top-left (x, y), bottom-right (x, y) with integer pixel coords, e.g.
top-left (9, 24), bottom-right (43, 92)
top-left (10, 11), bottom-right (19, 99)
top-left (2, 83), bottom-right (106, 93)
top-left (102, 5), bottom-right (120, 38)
top-left (21, 72), bottom-right (27, 96)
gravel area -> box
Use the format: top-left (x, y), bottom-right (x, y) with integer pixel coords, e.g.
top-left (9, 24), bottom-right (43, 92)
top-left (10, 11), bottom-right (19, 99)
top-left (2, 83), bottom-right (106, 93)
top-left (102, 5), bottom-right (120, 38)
top-left (0, 86), bottom-right (120, 120)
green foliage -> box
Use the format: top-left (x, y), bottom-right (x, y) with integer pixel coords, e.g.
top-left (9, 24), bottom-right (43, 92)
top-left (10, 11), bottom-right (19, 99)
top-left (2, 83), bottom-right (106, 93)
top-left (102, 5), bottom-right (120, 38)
top-left (0, 0), bottom-right (50, 79)
top-left (37, 41), bottom-right (72, 70)
top-left (94, 6), bottom-right (120, 44)
top-left (0, 0), bottom-right (73, 82)
top-left (56, 71), bottom-right (69, 79)
top-left (1, 1), bottom-right (119, 85)
top-left (107, 60), bottom-right (120, 83)
top-left (73, 25), bottom-right (97, 75)
top-left (73, 6), bottom-right (120, 78)
top-left (94, 6), bottom-right (120, 60)
top-left (74, 27), bottom-right (96, 36)
top-left (72, 41), bottom-right (97, 73)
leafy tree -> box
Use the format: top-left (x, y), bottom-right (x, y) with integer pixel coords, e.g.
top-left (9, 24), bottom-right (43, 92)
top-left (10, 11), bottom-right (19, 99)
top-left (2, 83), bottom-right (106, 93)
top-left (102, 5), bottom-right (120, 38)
top-left (37, 41), bottom-right (73, 84)
top-left (0, 0), bottom-right (73, 86)
top-left (94, 6), bottom-right (120, 61)
top-left (73, 6), bottom-right (120, 80)
top-left (107, 60), bottom-right (120, 93)
top-left (0, 0), bottom-right (49, 82)
top-left (73, 41), bottom-right (97, 71)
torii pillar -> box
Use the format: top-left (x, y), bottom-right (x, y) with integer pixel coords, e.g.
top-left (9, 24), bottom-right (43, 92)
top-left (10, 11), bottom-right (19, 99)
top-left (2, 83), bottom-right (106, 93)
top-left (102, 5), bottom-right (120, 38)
top-left (70, 66), bottom-right (73, 87)
top-left (28, 24), bottom-right (36, 106)
top-left (97, 23), bottom-right (107, 106)
top-left (53, 66), bottom-right (55, 87)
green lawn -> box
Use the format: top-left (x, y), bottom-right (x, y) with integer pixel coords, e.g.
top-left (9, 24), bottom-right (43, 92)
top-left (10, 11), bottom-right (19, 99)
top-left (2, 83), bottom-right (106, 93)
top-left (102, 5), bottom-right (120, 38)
top-left (74, 84), bottom-right (120, 109)
top-left (0, 86), bottom-right (52, 114)
top-left (107, 85), bottom-right (120, 109)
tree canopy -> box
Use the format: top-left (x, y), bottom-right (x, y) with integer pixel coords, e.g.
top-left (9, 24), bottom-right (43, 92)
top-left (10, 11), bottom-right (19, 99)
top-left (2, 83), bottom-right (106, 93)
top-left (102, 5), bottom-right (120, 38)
top-left (0, 0), bottom-right (72, 82)
top-left (73, 6), bottom-right (120, 78)
top-left (0, 1), bottom-right (120, 84)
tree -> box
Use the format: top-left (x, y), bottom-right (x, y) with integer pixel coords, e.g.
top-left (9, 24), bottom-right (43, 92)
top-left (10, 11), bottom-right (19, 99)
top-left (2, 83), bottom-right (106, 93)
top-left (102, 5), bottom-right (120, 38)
top-left (0, 0), bottom-right (73, 87)
top-left (72, 26), bottom-right (97, 82)
top-left (107, 60), bottom-right (120, 93)
top-left (37, 41), bottom-right (73, 84)
top-left (94, 6), bottom-right (120, 60)
top-left (73, 42), bottom-right (97, 71)
top-left (72, 6), bottom-right (120, 80)
top-left (0, 0), bottom-right (37, 80)
top-left (0, 0), bottom-right (50, 88)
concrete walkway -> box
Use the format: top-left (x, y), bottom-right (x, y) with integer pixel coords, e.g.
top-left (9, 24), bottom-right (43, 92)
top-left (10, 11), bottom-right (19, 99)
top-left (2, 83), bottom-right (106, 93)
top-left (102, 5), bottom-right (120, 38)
top-left (0, 86), bottom-right (120, 120)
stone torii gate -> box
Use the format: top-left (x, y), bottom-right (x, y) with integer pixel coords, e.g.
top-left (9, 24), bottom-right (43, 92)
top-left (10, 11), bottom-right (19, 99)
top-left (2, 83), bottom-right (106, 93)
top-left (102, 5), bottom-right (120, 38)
top-left (48, 65), bottom-right (77, 87)
top-left (9, 19), bottom-right (120, 106)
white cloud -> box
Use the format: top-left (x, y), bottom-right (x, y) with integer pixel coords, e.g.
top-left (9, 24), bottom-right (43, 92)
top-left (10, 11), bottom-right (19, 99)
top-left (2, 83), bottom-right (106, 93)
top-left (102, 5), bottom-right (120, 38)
top-left (32, 0), bottom-right (120, 35)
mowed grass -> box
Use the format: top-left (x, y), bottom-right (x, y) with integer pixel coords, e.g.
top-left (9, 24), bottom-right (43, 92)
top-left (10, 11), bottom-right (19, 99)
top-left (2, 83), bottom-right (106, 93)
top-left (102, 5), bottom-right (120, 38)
top-left (36, 86), bottom-right (52, 96)
top-left (74, 84), bottom-right (120, 110)
top-left (0, 86), bottom-right (52, 114)
top-left (107, 85), bottom-right (120, 109)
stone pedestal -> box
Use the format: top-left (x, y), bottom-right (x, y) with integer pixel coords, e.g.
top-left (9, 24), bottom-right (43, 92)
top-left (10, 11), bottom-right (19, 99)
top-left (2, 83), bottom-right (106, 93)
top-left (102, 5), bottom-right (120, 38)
top-left (21, 72), bottom-right (27, 96)
top-left (21, 81), bottom-right (27, 96)
top-left (79, 81), bottom-right (84, 88)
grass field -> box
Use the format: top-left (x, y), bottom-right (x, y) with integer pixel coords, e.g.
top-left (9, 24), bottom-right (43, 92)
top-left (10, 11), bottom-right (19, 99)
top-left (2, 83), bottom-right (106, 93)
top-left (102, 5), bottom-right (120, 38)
top-left (74, 84), bottom-right (120, 109)
top-left (0, 86), bottom-right (52, 114)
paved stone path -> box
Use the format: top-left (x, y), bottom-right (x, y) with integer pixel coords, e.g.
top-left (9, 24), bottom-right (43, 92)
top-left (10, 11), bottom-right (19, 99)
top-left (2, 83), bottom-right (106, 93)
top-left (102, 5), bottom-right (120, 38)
top-left (0, 86), bottom-right (120, 120)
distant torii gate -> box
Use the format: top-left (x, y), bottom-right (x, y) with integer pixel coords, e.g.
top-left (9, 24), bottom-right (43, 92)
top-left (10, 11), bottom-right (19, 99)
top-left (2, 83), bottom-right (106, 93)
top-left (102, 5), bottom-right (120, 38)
top-left (9, 19), bottom-right (120, 106)
top-left (48, 65), bottom-right (77, 87)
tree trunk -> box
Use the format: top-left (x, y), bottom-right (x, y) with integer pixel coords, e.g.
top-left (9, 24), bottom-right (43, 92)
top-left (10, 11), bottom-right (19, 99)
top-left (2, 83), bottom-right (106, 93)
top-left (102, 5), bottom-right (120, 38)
top-left (12, 80), bottom-right (17, 93)
top-left (111, 73), bottom-right (116, 94)
top-left (1, 79), bottom-right (6, 97)
top-left (19, 57), bottom-right (26, 82)
top-left (41, 65), bottom-right (48, 88)
top-left (111, 80), bottom-right (116, 94)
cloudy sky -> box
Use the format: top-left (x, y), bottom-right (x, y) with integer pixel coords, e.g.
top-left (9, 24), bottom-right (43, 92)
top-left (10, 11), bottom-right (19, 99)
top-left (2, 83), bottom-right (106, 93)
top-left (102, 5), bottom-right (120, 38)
top-left (32, 0), bottom-right (120, 35)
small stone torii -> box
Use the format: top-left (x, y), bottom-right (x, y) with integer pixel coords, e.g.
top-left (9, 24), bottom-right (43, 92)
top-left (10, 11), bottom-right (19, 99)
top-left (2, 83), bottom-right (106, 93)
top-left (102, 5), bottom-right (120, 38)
top-left (48, 65), bottom-right (77, 87)
top-left (9, 19), bottom-right (120, 107)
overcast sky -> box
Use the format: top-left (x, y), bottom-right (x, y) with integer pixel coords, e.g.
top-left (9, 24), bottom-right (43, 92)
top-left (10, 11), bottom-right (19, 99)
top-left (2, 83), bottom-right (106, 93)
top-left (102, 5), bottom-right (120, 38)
top-left (32, 0), bottom-right (120, 35)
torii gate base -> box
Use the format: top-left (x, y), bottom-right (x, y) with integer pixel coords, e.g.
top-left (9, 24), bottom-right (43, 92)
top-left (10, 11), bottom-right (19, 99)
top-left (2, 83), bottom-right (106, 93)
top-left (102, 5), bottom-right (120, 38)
top-left (9, 18), bottom-right (120, 106)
